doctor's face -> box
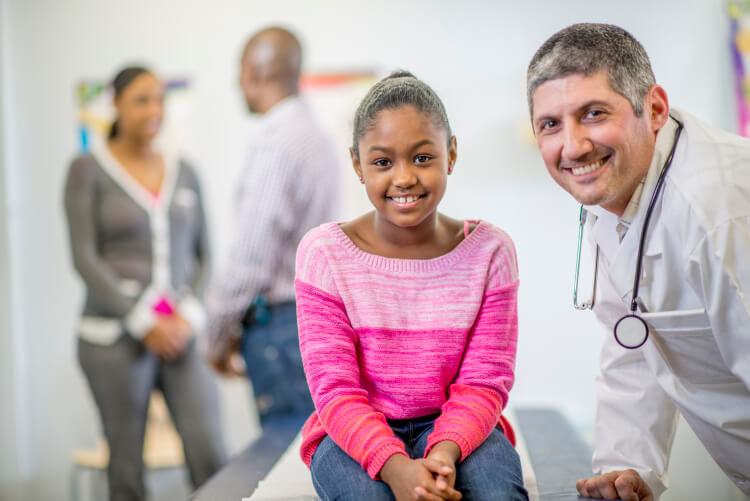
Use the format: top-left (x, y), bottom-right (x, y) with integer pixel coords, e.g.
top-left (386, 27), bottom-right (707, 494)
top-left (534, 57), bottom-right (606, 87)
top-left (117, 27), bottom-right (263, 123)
top-left (530, 71), bottom-right (667, 216)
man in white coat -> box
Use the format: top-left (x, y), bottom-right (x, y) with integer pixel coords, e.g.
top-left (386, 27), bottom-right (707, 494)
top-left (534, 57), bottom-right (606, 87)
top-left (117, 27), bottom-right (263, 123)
top-left (527, 23), bottom-right (750, 500)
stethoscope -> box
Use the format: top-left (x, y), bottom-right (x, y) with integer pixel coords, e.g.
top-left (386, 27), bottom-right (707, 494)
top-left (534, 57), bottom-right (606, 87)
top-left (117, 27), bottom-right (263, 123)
top-left (573, 116), bottom-right (684, 349)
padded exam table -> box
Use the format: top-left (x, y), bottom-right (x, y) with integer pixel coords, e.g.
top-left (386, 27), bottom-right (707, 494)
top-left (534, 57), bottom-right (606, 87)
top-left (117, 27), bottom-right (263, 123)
top-left (189, 408), bottom-right (615, 501)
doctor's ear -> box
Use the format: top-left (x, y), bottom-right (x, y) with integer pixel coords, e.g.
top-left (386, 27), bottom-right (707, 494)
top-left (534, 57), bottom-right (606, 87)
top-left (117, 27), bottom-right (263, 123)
top-left (645, 84), bottom-right (669, 132)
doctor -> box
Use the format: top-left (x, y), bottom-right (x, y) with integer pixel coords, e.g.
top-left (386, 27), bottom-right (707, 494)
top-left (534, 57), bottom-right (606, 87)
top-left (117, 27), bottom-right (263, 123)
top-left (527, 23), bottom-right (750, 500)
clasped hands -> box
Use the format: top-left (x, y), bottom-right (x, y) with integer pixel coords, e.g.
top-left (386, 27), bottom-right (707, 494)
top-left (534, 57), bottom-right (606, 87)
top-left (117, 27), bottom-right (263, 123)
top-left (380, 440), bottom-right (463, 501)
top-left (143, 314), bottom-right (193, 361)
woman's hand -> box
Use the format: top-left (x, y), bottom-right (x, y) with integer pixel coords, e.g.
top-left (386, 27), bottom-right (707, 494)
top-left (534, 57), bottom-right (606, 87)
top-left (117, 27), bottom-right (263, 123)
top-left (380, 453), bottom-right (462, 501)
top-left (143, 315), bottom-right (192, 361)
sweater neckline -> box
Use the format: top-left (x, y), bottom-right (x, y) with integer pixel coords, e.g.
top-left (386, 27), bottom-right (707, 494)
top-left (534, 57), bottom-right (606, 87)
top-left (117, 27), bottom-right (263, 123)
top-left (325, 220), bottom-right (488, 273)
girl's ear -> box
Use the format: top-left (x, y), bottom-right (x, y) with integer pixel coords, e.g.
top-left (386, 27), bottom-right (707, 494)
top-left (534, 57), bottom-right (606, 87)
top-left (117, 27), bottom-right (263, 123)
top-left (448, 136), bottom-right (457, 172)
top-left (350, 147), bottom-right (364, 182)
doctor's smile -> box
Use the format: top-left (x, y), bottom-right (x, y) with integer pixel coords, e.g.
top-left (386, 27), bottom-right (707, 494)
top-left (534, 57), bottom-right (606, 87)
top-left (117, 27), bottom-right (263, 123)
top-left (561, 156), bottom-right (609, 175)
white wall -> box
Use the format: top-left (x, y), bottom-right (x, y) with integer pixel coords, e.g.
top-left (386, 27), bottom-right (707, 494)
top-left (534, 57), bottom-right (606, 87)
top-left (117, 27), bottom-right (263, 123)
top-left (0, 1), bottom-right (744, 500)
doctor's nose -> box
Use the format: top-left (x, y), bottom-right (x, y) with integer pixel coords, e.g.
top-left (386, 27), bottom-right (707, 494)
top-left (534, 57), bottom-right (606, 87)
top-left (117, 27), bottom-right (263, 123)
top-left (561, 123), bottom-right (594, 161)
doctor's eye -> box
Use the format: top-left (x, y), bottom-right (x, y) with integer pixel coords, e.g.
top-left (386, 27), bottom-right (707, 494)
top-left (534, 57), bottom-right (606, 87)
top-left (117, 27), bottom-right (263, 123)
top-left (539, 120), bottom-right (559, 133)
top-left (584, 109), bottom-right (606, 120)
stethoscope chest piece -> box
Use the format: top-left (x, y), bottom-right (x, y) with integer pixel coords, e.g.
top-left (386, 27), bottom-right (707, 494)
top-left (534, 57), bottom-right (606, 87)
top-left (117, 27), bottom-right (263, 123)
top-left (614, 314), bottom-right (649, 349)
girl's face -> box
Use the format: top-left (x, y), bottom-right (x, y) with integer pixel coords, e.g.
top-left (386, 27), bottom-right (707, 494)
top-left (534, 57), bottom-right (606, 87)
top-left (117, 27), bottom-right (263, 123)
top-left (113, 72), bottom-right (164, 142)
top-left (352, 105), bottom-right (456, 231)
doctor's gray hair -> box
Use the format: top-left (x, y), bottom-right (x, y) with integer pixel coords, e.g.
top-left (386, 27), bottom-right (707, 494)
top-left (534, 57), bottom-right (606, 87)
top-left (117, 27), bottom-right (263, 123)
top-left (527, 23), bottom-right (655, 117)
top-left (352, 70), bottom-right (452, 158)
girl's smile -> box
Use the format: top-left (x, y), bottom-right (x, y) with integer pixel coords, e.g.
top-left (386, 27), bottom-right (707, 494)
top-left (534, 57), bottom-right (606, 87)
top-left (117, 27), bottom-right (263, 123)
top-left (387, 192), bottom-right (426, 209)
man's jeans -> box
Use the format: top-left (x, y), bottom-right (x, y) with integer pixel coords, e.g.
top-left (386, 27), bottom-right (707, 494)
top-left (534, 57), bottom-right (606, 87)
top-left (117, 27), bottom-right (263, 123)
top-left (240, 302), bottom-right (314, 426)
top-left (310, 413), bottom-right (528, 500)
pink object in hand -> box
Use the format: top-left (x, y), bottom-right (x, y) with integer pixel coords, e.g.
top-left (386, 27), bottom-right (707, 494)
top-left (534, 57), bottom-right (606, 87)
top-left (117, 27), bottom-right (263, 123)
top-left (153, 297), bottom-right (174, 316)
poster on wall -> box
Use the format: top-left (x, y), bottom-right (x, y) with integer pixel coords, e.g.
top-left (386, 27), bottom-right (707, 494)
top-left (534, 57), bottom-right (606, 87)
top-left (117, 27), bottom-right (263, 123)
top-left (730, 1), bottom-right (750, 137)
top-left (74, 77), bottom-right (191, 153)
top-left (74, 71), bottom-right (376, 151)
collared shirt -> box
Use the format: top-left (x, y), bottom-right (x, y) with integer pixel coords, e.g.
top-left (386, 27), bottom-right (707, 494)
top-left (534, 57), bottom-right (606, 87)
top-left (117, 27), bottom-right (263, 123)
top-left (615, 178), bottom-right (645, 242)
top-left (206, 95), bottom-right (340, 356)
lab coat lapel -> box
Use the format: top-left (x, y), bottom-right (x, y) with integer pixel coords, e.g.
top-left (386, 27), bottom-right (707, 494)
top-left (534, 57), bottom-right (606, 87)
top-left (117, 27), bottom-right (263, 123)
top-left (595, 118), bottom-right (678, 301)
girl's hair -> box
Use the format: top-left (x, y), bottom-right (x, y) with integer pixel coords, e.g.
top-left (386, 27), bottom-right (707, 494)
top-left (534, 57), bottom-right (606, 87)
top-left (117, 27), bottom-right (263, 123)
top-left (108, 66), bottom-right (151, 139)
top-left (352, 70), bottom-right (452, 158)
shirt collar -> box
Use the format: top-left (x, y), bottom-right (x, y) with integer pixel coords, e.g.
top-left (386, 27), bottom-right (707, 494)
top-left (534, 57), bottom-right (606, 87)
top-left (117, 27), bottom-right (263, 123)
top-left (257, 94), bottom-right (304, 128)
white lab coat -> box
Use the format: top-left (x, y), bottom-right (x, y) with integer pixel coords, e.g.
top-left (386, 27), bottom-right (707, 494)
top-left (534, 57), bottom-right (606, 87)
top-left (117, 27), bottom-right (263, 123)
top-left (584, 110), bottom-right (750, 499)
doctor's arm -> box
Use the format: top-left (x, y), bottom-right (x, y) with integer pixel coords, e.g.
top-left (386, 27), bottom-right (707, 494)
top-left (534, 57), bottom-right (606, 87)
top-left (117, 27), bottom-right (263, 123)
top-left (583, 333), bottom-right (678, 500)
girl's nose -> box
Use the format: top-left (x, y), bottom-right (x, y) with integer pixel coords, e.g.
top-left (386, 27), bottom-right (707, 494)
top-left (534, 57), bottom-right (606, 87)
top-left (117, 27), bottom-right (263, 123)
top-left (392, 161), bottom-right (417, 187)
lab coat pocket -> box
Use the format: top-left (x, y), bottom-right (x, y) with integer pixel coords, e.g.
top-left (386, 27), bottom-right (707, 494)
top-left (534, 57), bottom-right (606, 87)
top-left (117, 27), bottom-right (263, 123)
top-left (642, 309), bottom-right (730, 384)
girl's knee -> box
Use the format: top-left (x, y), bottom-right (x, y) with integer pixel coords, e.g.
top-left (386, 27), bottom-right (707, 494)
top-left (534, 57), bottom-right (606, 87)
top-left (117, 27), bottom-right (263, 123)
top-left (455, 429), bottom-right (528, 500)
top-left (311, 438), bottom-right (395, 501)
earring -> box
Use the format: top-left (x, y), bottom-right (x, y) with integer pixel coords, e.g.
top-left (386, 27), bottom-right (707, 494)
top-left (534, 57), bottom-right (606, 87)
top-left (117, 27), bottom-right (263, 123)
top-left (448, 166), bottom-right (453, 175)
top-left (359, 176), bottom-right (364, 184)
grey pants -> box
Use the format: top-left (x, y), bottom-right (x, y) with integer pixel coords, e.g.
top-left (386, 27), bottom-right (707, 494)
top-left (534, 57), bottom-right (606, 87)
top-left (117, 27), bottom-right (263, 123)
top-left (78, 335), bottom-right (226, 501)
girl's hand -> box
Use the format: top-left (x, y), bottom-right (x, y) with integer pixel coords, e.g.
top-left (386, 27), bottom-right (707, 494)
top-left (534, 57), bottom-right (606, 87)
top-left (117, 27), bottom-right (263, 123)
top-left (381, 454), bottom-right (461, 501)
top-left (424, 441), bottom-right (461, 497)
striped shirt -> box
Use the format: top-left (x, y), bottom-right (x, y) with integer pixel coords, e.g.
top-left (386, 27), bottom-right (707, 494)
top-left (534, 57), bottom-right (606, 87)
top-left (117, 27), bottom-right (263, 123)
top-left (206, 96), bottom-right (340, 357)
top-left (295, 221), bottom-right (519, 479)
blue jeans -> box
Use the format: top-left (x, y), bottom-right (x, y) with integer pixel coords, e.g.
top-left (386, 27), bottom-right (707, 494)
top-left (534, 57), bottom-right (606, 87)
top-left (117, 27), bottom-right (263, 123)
top-left (310, 414), bottom-right (528, 501)
top-left (240, 301), bottom-right (314, 426)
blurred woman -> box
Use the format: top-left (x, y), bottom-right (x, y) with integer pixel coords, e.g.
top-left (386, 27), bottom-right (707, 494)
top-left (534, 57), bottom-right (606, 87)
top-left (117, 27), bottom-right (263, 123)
top-left (64, 66), bottom-right (225, 501)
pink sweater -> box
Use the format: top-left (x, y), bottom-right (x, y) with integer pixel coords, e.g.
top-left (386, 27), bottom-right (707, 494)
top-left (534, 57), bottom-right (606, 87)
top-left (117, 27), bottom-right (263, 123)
top-left (295, 221), bottom-right (519, 480)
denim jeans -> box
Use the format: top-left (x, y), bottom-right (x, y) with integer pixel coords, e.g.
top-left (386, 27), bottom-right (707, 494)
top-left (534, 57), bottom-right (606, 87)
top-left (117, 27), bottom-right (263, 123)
top-left (240, 301), bottom-right (314, 426)
top-left (310, 414), bottom-right (528, 501)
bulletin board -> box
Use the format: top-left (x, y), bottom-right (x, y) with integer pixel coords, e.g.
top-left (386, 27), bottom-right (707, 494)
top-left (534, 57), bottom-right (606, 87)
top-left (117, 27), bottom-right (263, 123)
top-left (729, 1), bottom-right (750, 137)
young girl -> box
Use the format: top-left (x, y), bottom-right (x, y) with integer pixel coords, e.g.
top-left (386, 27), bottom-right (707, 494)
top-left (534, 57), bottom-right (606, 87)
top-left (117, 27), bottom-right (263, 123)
top-left (294, 71), bottom-right (527, 501)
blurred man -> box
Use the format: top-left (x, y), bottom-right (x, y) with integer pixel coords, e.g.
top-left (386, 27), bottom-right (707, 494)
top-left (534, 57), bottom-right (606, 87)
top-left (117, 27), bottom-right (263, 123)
top-left (207, 26), bottom-right (339, 426)
top-left (527, 23), bottom-right (750, 500)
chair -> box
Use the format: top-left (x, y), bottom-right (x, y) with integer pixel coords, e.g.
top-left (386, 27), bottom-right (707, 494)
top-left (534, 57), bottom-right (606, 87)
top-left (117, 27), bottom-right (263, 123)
top-left (70, 390), bottom-right (186, 501)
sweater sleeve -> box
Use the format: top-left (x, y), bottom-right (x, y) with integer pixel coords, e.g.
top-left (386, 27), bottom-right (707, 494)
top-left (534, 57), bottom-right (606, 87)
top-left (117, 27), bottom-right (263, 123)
top-left (295, 231), bottom-right (407, 479)
top-left (426, 233), bottom-right (520, 461)
top-left (64, 156), bottom-right (152, 324)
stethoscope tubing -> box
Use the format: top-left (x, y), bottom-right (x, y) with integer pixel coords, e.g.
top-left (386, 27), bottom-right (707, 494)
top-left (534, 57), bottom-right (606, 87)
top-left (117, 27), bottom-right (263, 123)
top-left (575, 115), bottom-right (684, 349)
top-left (629, 117), bottom-right (684, 313)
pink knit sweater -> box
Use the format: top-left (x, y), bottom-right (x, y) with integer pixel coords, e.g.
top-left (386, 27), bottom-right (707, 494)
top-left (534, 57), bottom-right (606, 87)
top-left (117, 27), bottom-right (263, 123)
top-left (295, 221), bottom-right (519, 480)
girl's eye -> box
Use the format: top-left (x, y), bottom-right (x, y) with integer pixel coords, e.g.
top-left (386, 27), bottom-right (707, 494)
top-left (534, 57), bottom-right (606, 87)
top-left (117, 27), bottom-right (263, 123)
top-left (414, 154), bottom-right (432, 164)
top-left (373, 158), bottom-right (391, 167)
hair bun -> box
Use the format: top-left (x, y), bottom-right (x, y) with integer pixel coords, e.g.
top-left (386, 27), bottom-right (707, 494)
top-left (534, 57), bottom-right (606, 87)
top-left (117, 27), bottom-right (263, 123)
top-left (386, 70), bottom-right (416, 80)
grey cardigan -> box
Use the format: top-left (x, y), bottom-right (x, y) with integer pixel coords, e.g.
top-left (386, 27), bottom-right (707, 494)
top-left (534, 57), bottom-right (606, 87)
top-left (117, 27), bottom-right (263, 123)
top-left (64, 147), bottom-right (210, 344)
